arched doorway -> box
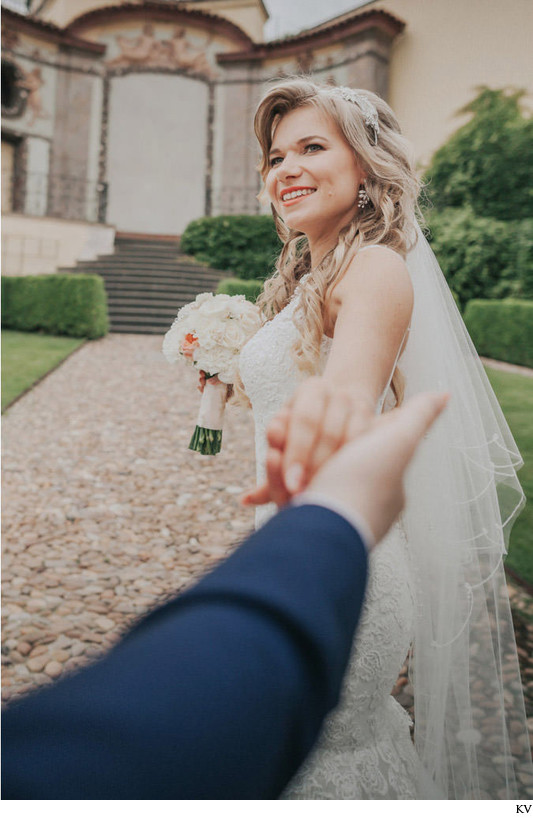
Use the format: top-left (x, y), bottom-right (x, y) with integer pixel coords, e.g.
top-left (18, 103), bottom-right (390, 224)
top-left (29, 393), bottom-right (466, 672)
top-left (105, 72), bottom-right (209, 235)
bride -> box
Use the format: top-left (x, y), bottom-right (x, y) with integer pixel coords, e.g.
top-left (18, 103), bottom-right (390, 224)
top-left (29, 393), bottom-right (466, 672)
top-left (202, 79), bottom-right (532, 798)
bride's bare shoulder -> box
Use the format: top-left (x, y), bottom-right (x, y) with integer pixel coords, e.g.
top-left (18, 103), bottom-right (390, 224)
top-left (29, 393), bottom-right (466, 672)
top-left (324, 244), bottom-right (412, 336)
top-left (333, 243), bottom-right (411, 302)
top-left (357, 243), bottom-right (407, 263)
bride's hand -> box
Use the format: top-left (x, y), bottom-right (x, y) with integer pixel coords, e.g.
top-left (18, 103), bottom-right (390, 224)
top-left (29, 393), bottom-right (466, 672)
top-left (197, 371), bottom-right (222, 393)
top-left (241, 377), bottom-right (375, 506)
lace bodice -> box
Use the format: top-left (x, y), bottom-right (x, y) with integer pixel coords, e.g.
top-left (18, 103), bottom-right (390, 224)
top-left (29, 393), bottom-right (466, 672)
top-left (239, 271), bottom-right (396, 529)
top-left (240, 276), bottom-right (332, 527)
top-left (239, 274), bottom-right (428, 799)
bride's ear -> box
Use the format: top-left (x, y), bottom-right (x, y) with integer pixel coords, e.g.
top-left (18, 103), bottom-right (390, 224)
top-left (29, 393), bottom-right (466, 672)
top-left (256, 183), bottom-right (271, 208)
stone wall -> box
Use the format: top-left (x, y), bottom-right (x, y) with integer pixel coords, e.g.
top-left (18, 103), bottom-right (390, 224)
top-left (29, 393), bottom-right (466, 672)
top-left (2, 213), bottom-right (115, 275)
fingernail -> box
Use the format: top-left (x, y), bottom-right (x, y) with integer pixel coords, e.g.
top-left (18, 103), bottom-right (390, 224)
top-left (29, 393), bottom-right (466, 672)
top-left (285, 464), bottom-right (304, 493)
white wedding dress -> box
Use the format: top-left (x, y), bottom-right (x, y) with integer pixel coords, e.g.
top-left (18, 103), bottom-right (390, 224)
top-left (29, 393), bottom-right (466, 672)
top-left (239, 272), bottom-right (430, 799)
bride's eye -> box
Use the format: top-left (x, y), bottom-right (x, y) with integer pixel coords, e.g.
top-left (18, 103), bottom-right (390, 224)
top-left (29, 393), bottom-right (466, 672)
top-left (305, 143), bottom-right (324, 154)
top-left (269, 156), bottom-right (283, 167)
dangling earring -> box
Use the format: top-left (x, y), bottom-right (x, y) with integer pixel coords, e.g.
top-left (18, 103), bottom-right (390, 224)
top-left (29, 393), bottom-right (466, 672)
top-left (358, 186), bottom-right (370, 210)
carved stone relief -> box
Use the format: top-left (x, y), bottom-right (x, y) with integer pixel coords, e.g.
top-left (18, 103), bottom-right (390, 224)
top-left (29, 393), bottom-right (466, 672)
top-left (105, 25), bottom-right (219, 80)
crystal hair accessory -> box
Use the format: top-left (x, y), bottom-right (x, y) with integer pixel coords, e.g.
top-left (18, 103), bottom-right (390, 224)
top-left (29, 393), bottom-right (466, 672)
top-left (328, 86), bottom-right (380, 144)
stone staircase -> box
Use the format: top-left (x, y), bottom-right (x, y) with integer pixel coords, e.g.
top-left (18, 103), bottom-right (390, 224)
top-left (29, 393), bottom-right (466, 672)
top-left (60, 236), bottom-right (228, 334)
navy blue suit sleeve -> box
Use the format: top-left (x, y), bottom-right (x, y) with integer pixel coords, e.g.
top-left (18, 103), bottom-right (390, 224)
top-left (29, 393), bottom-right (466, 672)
top-left (2, 505), bottom-right (368, 800)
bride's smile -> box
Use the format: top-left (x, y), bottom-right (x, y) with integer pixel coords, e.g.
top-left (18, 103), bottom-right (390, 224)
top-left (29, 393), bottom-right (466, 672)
top-left (266, 105), bottom-right (366, 264)
top-left (279, 186), bottom-right (317, 205)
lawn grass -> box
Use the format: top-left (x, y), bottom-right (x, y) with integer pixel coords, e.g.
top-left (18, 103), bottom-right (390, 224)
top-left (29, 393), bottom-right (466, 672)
top-left (485, 367), bottom-right (533, 587)
top-left (2, 330), bottom-right (85, 411)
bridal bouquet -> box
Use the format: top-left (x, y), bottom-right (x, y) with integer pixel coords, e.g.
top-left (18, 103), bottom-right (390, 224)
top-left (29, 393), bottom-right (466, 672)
top-left (163, 292), bottom-right (262, 455)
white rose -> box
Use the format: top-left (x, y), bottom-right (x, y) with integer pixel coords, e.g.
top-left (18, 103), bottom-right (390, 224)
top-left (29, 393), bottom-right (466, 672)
top-left (176, 302), bottom-right (196, 321)
top-left (195, 347), bottom-right (235, 379)
top-left (229, 300), bottom-right (262, 337)
top-left (229, 297), bottom-right (251, 319)
top-left (197, 294), bottom-right (232, 321)
top-left (221, 319), bottom-right (247, 351)
top-left (162, 323), bottom-right (188, 363)
top-left (195, 292), bottom-right (214, 306)
top-left (228, 295), bottom-right (247, 313)
top-left (241, 311), bottom-right (263, 338)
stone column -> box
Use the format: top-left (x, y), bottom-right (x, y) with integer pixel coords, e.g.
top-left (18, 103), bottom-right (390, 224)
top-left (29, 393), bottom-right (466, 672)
top-left (343, 30), bottom-right (394, 100)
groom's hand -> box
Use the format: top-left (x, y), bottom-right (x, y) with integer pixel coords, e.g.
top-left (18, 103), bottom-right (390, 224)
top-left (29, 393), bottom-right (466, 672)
top-left (242, 392), bottom-right (449, 544)
top-left (306, 391), bottom-right (449, 544)
top-left (241, 377), bottom-right (374, 507)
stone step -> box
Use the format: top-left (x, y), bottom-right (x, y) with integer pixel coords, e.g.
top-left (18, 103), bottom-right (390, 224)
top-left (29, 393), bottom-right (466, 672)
top-left (68, 265), bottom-right (225, 278)
top-left (101, 246), bottom-right (184, 255)
top-left (59, 267), bottom-right (223, 284)
top-left (102, 274), bottom-right (219, 286)
top-left (61, 235), bottom-right (227, 334)
top-left (71, 259), bottom-right (220, 271)
top-left (114, 237), bottom-right (180, 246)
top-left (110, 311), bottom-right (177, 324)
top-left (104, 281), bottom-right (214, 292)
top-left (99, 268), bottom-right (223, 278)
top-left (108, 304), bottom-right (182, 316)
top-left (106, 291), bottom-right (214, 304)
top-left (107, 297), bottom-right (186, 309)
top-left (110, 322), bottom-right (168, 335)
top-left (103, 282), bottom-right (220, 295)
top-left (114, 241), bottom-right (181, 251)
top-left (108, 252), bottom-right (185, 262)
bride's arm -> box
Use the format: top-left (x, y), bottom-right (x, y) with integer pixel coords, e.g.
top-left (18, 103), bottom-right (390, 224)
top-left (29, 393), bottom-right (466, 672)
top-left (285, 246), bottom-right (413, 490)
top-left (325, 246), bottom-right (412, 402)
top-left (242, 247), bottom-right (413, 505)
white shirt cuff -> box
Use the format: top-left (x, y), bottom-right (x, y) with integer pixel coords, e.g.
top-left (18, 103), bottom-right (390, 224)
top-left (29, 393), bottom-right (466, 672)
top-left (290, 491), bottom-right (375, 552)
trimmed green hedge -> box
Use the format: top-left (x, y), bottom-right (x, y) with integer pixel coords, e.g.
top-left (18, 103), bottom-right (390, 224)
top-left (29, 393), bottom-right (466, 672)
top-left (216, 277), bottom-right (264, 303)
top-left (464, 299), bottom-right (533, 367)
top-left (217, 278), bottom-right (263, 304)
top-left (181, 215), bottom-right (281, 280)
top-left (426, 208), bottom-right (533, 309)
top-left (1, 274), bottom-right (109, 339)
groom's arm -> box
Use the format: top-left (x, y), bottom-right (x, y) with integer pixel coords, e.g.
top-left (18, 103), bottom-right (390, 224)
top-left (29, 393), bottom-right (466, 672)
top-left (2, 504), bottom-right (367, 800)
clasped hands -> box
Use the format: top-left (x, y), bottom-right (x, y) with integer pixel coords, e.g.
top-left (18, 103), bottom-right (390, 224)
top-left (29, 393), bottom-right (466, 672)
top-left (241, 376), bottom-right (376, 508)
top-left (198, 371), bottom-right (449, 543)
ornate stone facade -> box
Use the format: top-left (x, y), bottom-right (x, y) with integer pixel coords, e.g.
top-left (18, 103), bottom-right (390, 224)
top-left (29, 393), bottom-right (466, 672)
top-left (1, 1), bottom-right (403, 238)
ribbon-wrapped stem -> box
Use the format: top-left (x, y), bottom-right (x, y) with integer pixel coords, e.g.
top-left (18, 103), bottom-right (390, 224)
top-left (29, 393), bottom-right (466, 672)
top-left (188, 374), bottom-right (227, 455)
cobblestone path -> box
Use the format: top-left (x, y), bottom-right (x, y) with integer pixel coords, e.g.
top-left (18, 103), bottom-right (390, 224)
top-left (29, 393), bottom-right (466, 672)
top-left (2, 334), bottom-right (256, 700)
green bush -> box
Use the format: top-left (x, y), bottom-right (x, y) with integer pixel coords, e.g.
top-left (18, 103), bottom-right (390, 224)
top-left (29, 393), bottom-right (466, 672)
top-left (512, 218), bottom-right (533, 298)
top-left (464, 299), bottom-right (533, 367)
top-left (216, 277), bottom-right (264, 303)
top-left (1, 274), bottom-right (109, 339)
top-left (425, 208), bottom-right (533, 308)
top-left (181, 215), bottom-right (281, 280)
top-left (424, 88), bottom-right (533, 221)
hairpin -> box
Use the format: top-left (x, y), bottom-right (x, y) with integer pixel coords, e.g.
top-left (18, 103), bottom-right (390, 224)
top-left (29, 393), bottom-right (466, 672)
top-left (328, 86), bottom-right (380, 144)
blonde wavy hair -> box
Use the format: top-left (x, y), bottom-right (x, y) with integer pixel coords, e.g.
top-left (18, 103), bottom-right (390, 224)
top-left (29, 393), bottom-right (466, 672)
top-left (238, 77), bottom-right (420, 407)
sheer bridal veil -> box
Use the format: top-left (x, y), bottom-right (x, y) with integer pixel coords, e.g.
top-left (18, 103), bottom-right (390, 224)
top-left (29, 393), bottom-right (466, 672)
top-left (400, 224), bottom-right (532, 798)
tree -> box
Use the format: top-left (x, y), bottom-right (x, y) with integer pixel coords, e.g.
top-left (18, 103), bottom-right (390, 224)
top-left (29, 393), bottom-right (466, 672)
top-left (424, 88), bottom-right (533, 221)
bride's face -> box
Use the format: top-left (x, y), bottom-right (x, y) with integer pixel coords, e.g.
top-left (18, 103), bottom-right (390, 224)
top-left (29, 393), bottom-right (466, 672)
top-left (265, 105), bottom-right (364, 240)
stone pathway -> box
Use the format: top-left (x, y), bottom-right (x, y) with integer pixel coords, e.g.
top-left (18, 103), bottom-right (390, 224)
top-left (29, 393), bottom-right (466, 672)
top-left (2, 334), bottom-right (532, 770)
top-left (2, 334), bottom-right (256, 700)
top-left (481, 357), bottom-right (533, 379)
